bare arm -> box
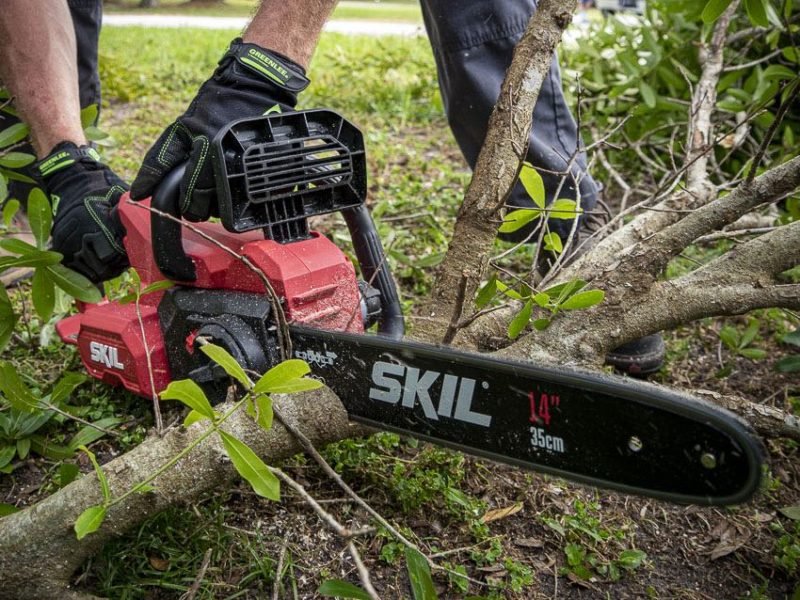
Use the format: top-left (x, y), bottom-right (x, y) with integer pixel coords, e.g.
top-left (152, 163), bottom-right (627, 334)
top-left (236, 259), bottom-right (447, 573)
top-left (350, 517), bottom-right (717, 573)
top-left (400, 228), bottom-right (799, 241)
top-left (0, 0), bottom-right (86, 157)
top-left (243, 0), bottom-right (338, 68)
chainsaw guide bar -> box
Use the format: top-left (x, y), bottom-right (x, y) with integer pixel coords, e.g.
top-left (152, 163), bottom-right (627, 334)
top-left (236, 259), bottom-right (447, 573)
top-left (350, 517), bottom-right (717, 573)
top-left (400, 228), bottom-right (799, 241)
top-left (291, 326), bottom-right (764, 506)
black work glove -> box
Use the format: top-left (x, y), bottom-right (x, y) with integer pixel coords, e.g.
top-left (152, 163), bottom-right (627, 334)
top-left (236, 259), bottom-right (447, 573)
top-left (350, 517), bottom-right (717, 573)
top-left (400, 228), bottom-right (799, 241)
top-left (130, 38), bottom-right (310, 221)
top-left (37, 142), bottom-right (129, 283)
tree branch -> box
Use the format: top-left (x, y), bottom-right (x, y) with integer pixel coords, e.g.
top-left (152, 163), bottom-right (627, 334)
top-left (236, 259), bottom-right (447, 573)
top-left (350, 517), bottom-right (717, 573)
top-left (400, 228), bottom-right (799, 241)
top-left (416, 0), bottom-right (579, 343)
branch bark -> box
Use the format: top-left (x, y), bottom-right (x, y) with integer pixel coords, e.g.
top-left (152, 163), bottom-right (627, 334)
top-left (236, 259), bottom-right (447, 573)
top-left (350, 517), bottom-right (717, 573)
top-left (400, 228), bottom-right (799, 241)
top-left (416, 0), bottom-right (579, 344)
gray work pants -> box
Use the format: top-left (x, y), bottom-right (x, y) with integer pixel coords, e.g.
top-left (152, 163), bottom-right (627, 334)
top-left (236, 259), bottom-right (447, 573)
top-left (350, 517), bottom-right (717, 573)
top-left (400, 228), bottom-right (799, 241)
top-left (420, 0), bottom-right (599, 240)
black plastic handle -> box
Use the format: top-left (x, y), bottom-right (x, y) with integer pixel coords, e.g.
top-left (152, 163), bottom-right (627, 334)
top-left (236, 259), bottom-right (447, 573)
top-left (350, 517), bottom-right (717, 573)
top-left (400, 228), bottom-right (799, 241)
top-left (342, 205), bottom-right (404, 339)
top-left (151, 165), bottom-right (197, 282)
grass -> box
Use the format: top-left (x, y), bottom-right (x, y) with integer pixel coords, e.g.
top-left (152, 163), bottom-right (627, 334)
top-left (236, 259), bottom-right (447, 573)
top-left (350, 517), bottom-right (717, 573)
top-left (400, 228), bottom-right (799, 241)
top-left (104, 0), bottom-right (424, 23)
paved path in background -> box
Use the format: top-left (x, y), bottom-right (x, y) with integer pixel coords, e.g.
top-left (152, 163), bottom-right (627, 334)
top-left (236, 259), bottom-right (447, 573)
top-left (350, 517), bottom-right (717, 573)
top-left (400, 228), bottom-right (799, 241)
top-left (104, 14), bottom-right (424, 36)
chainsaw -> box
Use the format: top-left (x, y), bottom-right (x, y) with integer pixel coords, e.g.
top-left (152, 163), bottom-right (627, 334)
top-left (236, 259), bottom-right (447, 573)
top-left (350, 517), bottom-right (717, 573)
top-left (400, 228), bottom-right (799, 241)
top-left (56, 110), bottom-right (764, 506)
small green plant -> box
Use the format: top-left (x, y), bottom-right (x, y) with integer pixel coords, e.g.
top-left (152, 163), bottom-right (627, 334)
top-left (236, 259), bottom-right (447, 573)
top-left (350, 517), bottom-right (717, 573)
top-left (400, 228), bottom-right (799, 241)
top-left (718, 317), bottom-right (768, 361)
top-left (770, 517), bottom-right (800, 574)
top-left (477, 275), bottom-right (605, 339)
top-left (541, 499), bottom-right (647, 582)
top-left (0, 365), bottom-right (119, 471)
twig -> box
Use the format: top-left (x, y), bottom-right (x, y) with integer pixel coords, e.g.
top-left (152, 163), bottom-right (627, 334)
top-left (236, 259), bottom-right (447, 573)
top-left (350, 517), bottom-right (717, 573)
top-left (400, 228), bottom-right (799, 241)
top-left (694, 226), bottom-right (776, 244)
top-left (348, 541), bottom-right (381, 600)
top-left (746, 79), bottom-right (800, 185)
top-left (271, 405), bottom-right (487, 588)
top-left (180, 548), bottom-right (212, 600)
top-left (270, 467), bottom-right (373, 539)
top-left (272, 538), bottom-right (289, 600)
top-left (134, 293), bottom-right (163, 436)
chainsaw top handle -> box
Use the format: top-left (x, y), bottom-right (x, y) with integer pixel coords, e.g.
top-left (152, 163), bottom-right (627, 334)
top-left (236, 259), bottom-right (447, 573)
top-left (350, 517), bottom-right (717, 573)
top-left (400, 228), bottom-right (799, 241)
top-left (150, 109), bottom-right (404, 338)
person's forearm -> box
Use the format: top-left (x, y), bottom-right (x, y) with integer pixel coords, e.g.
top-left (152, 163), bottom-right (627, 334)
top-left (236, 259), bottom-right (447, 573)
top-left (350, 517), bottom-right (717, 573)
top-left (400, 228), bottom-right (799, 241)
top-left (243, 0), bottom-right (338, 68)
top-left (0, 0), bottom-right (86, 157)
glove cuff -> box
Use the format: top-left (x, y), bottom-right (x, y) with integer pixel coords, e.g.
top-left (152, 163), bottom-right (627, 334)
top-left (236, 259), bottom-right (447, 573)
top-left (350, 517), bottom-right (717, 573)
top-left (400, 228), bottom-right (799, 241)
top-left (36, 141), bottom-right (102, 180)
top-left (222, 38), bottom-right (310, 94)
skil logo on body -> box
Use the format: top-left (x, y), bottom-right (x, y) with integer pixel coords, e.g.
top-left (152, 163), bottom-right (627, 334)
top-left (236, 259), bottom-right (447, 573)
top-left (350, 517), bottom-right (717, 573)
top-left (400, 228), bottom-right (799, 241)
top-left (369, 362), bottom-right (492, 427)
top-left (89, 341), bottom-right (124, 370)
top-left (295, 349), bottom-right (338, 368)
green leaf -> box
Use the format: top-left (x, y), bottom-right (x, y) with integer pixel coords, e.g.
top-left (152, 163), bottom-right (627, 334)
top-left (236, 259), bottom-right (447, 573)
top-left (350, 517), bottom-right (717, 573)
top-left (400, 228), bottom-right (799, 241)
top-left (0, 152), bottom-right (35, 169)
top-left (776, 356), bottom-right (800, 373)
top-left (200, 343), bottom-right (251, 389)
top-left (496, 280), bottom-right (524, 301)
top-left (80, 103), bottom-right (99, 128)
top-left (0, 362), bottom-right (39, 412)
top-left (532, 318), bottom-right (551, 331)
top-left (744, 0), bottom-right (769, 26)
top-left (27, 188), bottom-right (52, 250)
top-left (780, 329), bottom-right (800, 347)
top-left (519, 162), bottom-right (546, 208)
top-left (498, 209), bottom-right (541, 234)
top-left (508, 300), bottom-right (533, 340)
top-left (133, 483), bottom-right (156, 494)
top-left (559, 289), bottom-right (605, 311)
top-left (45, 264), bottom-right (102, 302)
top-left (548, 199), bottom-right (582, 220)
top-left (219, 431), bottom-right (280, 500)
top-left (0, 174), bottom-right (6, 204)
top-left (543, 232), bottom-right (563, 254)
top-left (405, 547), bottom-right (437, 600)
top-left (15, 438), bottom-right (30, 460)
top-left (2, 198), bottom-right (19, 227)
top-left (565, 543), bottom-right (585, 567)
top-left (738, 347), bottom-right (767, 360)
top-left (183, 410), bottom-right (209, 428)
top-left (261, 378), bottom-right (323, 394)
top-left (0, 503), bottom-right (20, 517)
top-left (639, 81), bottom-right (657, 108)
top-left (618, 549), bottom-right (647, 570)
top-left (740, 318), bottom-right (760, 348)
top-left (254, 359), bottom-right (311, 394)
top-left (718, 326), bottom-right (739, 351)
top-left (247, 394), bottom-right (274, 430)
top-left (0, 445), bottom-right (16, 469)
top-left (0, 238), bottom-right (38, 255)
top-left (74, 505), bottom-right (107, 540)
top-left (161, 379), bottom-right (217, 422)
top-left (778, 506), bottom-right (800, 520)
top-left (0, 123), bottom-right (29, 149)
top-left (318, 580), bottom-right (372, 600)
top-left (50, 372), bottom-right (88, 406)
top-left (532, 292), bottom-right (550, 308)
top-left (0, 291), bottom-right (16, 350)
top-left (32, 269), bottom-right (55, 322)
top-left (68, 417), bottom-right (121, 451)
top-left (0, 250), bottom-right (62, 271)
top-left (475, 275), bottom-right (497, 309)
top-left (57, 463), bottom-right (80, 487)
top-left (79, 445), bottom-right (111, 503)
top-left (29, 436), bottom-right (74, 460)
top-left (701, 0), bottom-right (734, 23)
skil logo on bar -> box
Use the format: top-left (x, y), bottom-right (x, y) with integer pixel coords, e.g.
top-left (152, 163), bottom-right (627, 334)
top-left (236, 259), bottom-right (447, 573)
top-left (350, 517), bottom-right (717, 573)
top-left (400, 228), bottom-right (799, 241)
top-left (89, 341), bottom-right (124, 370)
top-left (369, 362), bottom-right (492, 427)
top-left (295, 349), bottom-right (338, 368)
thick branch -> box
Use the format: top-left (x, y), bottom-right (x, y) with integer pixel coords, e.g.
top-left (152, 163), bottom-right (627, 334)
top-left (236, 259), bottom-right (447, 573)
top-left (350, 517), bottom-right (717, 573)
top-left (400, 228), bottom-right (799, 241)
top-left (685, 0), bottom-right (739, 190)
top-left (0, 390), bottom-right (357, 600)
top-left (416, 0), bottom-right (578, 343)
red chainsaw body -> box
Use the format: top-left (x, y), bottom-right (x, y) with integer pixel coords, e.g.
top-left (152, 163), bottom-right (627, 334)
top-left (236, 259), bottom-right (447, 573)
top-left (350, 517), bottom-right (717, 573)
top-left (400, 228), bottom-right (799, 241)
top-left (56, 193), bottom-right (364, 399)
